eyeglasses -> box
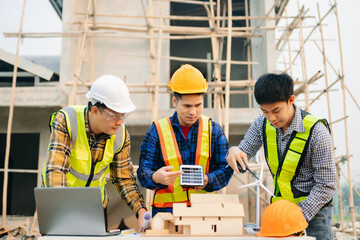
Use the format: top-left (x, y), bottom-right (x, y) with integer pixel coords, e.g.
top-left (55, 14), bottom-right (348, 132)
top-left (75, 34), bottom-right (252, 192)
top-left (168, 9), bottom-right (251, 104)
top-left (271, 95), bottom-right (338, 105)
top-left (103, 108), bottom-right (127, 121)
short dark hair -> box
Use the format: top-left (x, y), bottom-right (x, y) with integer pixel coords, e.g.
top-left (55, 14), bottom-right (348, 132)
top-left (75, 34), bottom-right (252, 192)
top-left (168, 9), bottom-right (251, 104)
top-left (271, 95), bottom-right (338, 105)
top-left (254, 73), bottom-right (294, 105)
top-left (88, 101), bottom-right (107, 111)
top-left (173, 92), bottom-right (204, 101)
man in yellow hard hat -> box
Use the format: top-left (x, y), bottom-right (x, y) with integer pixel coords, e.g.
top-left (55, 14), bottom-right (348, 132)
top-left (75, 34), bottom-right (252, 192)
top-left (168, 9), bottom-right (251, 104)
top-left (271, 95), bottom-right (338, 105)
top-left (137, 64), bottom-right (233, 217)
top-left (42, 75), bottom-right (147, 231)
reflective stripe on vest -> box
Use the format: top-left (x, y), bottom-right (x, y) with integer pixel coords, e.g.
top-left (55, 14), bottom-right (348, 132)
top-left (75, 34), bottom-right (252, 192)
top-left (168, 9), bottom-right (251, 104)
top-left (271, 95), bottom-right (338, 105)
top-left (42, 105), bottom-right (126, 202)
top-left (265, 112), bottom-right (329, 205)
top-left (153, 115), bottom-right (212, 208)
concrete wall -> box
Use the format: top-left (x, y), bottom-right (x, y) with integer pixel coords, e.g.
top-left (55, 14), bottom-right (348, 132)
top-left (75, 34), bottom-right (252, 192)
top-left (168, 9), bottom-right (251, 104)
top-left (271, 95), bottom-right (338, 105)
top-left (250, 0), bottom-right (277, 82)
top-left (0, 107), bottom-right (59, 186)
top-left (60, 0), bottom-right (170, 111)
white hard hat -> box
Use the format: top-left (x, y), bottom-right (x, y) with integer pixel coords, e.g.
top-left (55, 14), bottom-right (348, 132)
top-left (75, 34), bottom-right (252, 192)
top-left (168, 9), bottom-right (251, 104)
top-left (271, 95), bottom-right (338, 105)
top-left (86, 75), bottom-right (136, 113)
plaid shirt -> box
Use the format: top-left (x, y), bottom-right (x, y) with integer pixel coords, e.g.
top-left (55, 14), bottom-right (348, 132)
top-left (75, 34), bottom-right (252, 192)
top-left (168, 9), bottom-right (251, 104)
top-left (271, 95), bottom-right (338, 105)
top-left (137, 112), bottom-right (233, 214)
top-left (239, 104), bottom-right (336, 221)
top-left (45, 107), bottom-right (146, 215)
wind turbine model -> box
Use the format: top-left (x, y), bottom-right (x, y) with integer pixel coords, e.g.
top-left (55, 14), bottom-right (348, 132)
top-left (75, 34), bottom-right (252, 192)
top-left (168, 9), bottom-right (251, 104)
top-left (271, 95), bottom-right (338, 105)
top-left (237, 159), bottom-right (275, 230)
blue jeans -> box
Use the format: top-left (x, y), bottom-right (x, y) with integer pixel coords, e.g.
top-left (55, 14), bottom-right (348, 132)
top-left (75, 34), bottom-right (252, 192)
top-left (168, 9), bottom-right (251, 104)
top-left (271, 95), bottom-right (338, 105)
top-left (306, 206), bottom-right (333, 240)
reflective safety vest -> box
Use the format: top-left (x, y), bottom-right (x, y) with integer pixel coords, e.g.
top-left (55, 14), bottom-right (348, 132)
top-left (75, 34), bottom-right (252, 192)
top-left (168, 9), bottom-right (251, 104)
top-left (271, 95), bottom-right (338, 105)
top-left (153, 115), bottom-right (212, 208)
top-left (42, 106), bottom-right (126, 202)
top-left (263, 110), bottom-right (330, 205)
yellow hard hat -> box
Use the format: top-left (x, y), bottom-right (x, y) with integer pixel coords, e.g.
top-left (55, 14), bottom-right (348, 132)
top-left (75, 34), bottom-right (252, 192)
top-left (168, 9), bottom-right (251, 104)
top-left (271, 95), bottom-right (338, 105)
top-left (168, 64), bottom-right (208, 94)
top-left (256, 200), bottom-right (308, 237)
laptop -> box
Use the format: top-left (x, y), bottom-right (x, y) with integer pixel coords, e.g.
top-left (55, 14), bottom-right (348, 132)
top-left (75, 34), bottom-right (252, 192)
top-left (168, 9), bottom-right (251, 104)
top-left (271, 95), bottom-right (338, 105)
top-left (34, 187), bottom-right (120, 236)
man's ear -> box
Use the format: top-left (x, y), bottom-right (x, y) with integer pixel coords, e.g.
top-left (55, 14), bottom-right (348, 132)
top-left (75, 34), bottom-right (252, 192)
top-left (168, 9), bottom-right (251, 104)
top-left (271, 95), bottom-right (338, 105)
top-left (172, 96), bottom-right (177, 108)
top-left (90, 106), bottom-right (99, 115)
top-left (288, 95), bottom-right (295, 105)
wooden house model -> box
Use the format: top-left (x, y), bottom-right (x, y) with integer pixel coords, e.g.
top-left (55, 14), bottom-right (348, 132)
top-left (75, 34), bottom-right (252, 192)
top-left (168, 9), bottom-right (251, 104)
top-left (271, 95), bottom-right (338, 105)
top-left (146, 194), bottom-right (244, 236)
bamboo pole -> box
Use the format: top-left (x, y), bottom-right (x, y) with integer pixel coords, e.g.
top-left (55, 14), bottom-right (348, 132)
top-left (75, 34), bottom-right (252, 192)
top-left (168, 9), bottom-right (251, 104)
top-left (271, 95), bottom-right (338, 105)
top-left (65, 79), bottom-right (257, 88)
top-left (166, 56), bottom-right (257, 65)
top-left (336, 163), bottom-right (345, 231)
top-left (317, 3), bottom-right (344, 232)
top-left (2, 0), bottom-right (27, 229)
top-left (276, 7), bottom-right (305, 53)
top-left (72, 52), bottom-right (257, 65)
top-left (163, 0), bottom-right (214, 6)
top-left (153, 0), bottom-right (164, 122)
top-left (340, 168), bottom-right (360, 201)
top-left (204, 0), bottom-right (217, 112)
top-left (87, 24), bottom-right (269, 34)
top-left (331, 116), bottom-right (348, 125)
top-left (333, 1), bottom-right (356, 236)
top-left (107, 89), bottom-right (256, 95)
top-left (223, 0), bottom-right (232, 138)
top-left (285, 7), bottom-right (293, 77)
top-left (68, 0), bottom-right (92, 105)
top-left (75, 12), bottom-right (310, 21)
top-left (29, 211), bottom-right (37, 236)
top-left (294, 71), bottom-right (322, 96)
top-left (204, 0), bottom-right (221, 115)
top-left (297, 1), bottom-right (309, 111)
top-left (313, 41), bottom-right (339, 77)
top-left (89, 0), bottom-right (96, 84)
top-left (90, 0), bottom-right (96, 84)
top-left (90, 38), bottom-right (94, 83)
top-left (216, 0), bottom-right (220, 29)
top-left (4, 31), bottom-right (262, 39)
top-left (206, 0), bottom-right (225, 190)
top-left (141, 0), bottom-right (156, 211)
top-left (310, 76), bottom-right (342, 105)
top-left (214, 0), bottom-right (227, 126)
top-left (343, 83), bottom-right (360, 111)
top-left (283, 4), bottom-right (335, 74)
top-left (245, 0), bottom-right (252, 108)
top-left (0, 169), bottom-right (41, 174)
top-left (282, 55), bottom-right (287, 74)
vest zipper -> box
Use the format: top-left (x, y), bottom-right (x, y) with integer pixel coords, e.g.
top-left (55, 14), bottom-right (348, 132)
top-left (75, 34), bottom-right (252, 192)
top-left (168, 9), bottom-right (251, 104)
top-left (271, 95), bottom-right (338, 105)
top-left (85, 160), bottom-right (96, 187)
top-left (86, 139), bottom-right (106, 186)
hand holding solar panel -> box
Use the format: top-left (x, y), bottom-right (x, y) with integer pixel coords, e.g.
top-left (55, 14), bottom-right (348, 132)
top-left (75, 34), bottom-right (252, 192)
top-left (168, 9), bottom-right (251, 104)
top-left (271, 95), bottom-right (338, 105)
top-left (180, 165), bottom-right (204, 187)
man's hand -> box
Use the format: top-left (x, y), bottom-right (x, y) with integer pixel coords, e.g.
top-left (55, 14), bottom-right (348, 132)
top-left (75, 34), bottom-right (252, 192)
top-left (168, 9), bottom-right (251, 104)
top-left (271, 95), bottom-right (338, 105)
top-left (136, 208), bottom-right (147, 232)
top-left (226, 146), bottom-right (248, 174)
top-left (152, 166), bottom-right (183, 185)
top-left (194, 174), bottom-right (208, 192)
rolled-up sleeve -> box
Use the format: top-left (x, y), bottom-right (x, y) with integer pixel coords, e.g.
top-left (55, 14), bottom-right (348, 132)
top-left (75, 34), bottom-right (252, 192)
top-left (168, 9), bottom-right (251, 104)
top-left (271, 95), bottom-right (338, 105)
top-left (45, 111), bottom-right (72, 187)
top-left (110, 129), bottom-right (146, 215)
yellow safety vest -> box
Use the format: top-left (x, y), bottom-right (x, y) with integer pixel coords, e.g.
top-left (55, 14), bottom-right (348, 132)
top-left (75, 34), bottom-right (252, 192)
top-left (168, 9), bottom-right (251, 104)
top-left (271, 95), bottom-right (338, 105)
top-left (42, 105), bottom-right (126, 202)
top-left (264, 111), bottom-right (329, 204)
top-left (153, 115), bottom-right (212, 208)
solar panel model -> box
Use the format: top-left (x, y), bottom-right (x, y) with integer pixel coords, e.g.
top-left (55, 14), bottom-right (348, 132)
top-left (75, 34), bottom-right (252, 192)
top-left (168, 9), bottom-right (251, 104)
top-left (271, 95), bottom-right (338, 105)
top-left (180, 164), bottom-right (204, 186)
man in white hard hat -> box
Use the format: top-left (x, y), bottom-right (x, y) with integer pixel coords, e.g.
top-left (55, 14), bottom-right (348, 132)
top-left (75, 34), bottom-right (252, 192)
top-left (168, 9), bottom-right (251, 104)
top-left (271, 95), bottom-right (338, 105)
top-left (42, 75), bottom-right (147, 231)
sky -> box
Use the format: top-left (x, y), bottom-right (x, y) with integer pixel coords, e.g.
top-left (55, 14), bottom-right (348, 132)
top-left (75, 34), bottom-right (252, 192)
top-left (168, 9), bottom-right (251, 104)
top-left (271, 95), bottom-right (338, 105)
top-left (0, 0), bottom-right (359, 181)
top-left (0, 0), bottom-right (62, 56)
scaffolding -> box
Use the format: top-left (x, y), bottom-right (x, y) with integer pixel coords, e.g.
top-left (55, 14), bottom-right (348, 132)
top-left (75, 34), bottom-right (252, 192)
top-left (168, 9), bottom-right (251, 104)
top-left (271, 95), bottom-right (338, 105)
top-left (2, 0), bottom-right (360, 237)
top-left (275, 0), bottom-right (360, 237)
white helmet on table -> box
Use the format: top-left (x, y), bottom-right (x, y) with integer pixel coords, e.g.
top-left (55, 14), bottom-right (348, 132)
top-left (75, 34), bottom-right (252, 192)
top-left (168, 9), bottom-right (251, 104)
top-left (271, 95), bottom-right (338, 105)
top-left (86, 75), bottom-right (135, 113)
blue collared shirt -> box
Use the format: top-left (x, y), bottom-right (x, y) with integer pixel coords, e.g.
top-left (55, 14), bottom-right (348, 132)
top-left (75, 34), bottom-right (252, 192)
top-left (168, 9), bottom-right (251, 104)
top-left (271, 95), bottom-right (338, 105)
top-left (239, 104), bottom-right (336, 221)
top-left (137, 112), bottom-right (233, 214)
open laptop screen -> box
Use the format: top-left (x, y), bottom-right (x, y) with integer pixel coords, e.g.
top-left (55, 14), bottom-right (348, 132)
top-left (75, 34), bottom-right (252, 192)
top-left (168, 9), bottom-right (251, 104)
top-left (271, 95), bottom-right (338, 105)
top-left (34, 187), bottom-right (109, 236)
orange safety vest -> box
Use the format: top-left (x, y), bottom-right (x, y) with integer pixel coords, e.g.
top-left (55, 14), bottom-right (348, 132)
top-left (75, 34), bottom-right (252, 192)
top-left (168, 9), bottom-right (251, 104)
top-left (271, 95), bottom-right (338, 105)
top-left (153, 115), bottom-right (212, 208)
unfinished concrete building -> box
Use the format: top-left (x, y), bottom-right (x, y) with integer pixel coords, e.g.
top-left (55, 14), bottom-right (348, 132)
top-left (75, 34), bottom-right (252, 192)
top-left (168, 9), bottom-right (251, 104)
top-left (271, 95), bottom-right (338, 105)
top-left (1, 0), bottom-right (359, 237)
